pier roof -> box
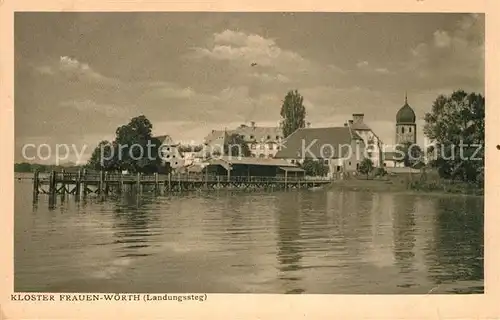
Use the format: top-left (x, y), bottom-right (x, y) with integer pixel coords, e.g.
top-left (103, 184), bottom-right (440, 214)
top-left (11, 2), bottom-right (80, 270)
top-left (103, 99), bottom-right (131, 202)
top-left (210, 156), bottom-right (297, 167)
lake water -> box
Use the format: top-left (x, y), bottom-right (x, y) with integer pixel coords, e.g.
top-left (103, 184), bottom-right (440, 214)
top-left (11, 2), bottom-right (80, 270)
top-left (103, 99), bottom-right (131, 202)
top-left (14, 177), bottom-right (484, 294)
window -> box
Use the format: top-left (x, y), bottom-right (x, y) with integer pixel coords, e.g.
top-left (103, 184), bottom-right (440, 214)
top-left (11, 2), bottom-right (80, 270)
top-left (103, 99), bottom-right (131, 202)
top-left (260, 144), bottom-right (265, 150)
top-left (251, 144), bottom-right (256, 150)
top-left (291, 159), bottom-right (295, 164)
top-left (267, 143), bottom-right (273, 149)
top-left (348, 161), bottom-right (351, 165)
top-left (402, 127), bottom-right (405, 134)
top-left (267, 135), bottom-right (271, 139)
top-left (324, 159), bottom-right (329, 165)
top-left (336, 166), bottom-right (341, 172)
top-left (276, 135), bottom-right (280, 140)
top-left (250, 135), bottom-right (254, 139)
top-left (409, 127), bottom-right (412, 133)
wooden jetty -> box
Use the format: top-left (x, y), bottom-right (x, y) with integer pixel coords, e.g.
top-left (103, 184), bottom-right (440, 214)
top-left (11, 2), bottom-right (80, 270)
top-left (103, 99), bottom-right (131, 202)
top-left (31, 169), bottom-right (332, 199)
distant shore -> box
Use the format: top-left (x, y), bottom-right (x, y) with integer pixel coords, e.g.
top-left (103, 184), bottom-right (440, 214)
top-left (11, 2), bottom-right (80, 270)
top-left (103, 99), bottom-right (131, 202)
top-left (323, 177), bottom-right (483, 197)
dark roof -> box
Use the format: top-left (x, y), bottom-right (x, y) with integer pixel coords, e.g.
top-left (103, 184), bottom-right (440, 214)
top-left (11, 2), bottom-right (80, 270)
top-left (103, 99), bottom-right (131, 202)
top-left (214, 156), bottom-right (295, 167)
top-left (206, 156), bottom-right (301, 171)
top-left (396, 103), bottom-right (416, 124)
top-left (278, 166), bottom-right (305, 172)
top-left (204, 125), bottom-right (283, 144)
top-left (349, 122), bottom-right (372, 131)
top-left (274, 127), bottom-right (363, 159)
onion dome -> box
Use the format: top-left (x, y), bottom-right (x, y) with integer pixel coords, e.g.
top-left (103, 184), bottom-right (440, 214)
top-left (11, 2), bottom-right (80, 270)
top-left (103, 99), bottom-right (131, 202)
top-left (396, 93), bottom-right (416, 124)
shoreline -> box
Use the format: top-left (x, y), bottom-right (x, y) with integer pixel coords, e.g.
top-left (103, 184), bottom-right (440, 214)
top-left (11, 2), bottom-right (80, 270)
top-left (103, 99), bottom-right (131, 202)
top-left (324, 179), bottom-right (484, 197)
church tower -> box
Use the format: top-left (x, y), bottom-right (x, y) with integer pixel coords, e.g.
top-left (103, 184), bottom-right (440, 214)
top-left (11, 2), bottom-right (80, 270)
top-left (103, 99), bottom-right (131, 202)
top-left (395, 93), bottom-right (417, 145)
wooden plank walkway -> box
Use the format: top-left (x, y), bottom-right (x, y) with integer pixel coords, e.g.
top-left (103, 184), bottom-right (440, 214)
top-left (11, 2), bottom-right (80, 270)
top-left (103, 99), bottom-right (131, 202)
top-left (30, 170), bottom-right (332, 199)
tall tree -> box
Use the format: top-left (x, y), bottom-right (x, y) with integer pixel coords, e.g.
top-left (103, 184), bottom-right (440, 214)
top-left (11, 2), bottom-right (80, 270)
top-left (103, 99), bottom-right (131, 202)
top-left (423, 90), bottom-right (485, 182)
top-left (87, 140), bottom-right (117, 171)
top-left (114, 115), bottom-right (163, 173)
top-left (280, 90), bottom-right (306, 138)
top-left (224, 133), bottom-right (251, 157)
top-left (87, 115), bottom-right (164, 173)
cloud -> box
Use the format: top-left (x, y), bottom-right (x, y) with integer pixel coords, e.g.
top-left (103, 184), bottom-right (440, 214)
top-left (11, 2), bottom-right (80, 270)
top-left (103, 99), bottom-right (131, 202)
top-left (59, 99), bottom-right (126, 117)
top-left (34, 56), bottom-right (121, 86)
top-left (146, 81), bottom-right (196, 99)
top-left (374, 68), bottom-right (390, 74)
top-left (433, 30), bottom-right (452, 48)
top-left (248, 72), bottom-right (290, 83)
top-left (190, 29), bottom-right (312, 74)
top-left (356, 61), bottom-right (369, 68)
top-left (407, 13), bottom-right (484, 90)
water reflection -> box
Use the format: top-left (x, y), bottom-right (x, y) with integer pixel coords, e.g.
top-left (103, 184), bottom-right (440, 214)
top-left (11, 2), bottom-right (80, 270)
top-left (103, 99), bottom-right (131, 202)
top-left (276, 192), bottom-right (303, 294)
top-left (392, 195), bottom-right (417, 288)
top-left (425, 196), bottom-right (484, 292)
top-left (15, 177), bottom-right (484, 294)
top-left (111, 193), bottom-right (154, 258)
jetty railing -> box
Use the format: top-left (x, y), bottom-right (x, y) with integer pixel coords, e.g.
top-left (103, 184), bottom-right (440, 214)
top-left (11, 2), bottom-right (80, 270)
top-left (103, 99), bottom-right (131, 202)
top-left (30, 169), bottom-right (333, 198)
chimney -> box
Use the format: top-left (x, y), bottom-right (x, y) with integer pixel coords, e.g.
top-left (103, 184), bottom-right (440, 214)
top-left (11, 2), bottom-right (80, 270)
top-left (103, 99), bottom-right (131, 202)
top-left (344, 122), bottom-right (348, 127)
top-left (348, 120), bottom-right (353, 126)
top-left (251, 121), bottom-right (256, 128)
top-left (306, 122), bottom-right (311, 128)
top-left (352, 113), bottom-right (364, 124)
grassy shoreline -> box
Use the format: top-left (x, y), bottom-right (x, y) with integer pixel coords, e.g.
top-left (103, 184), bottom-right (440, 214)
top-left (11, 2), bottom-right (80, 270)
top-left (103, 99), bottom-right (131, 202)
top-left (324, 177), bottom-right (483, 197)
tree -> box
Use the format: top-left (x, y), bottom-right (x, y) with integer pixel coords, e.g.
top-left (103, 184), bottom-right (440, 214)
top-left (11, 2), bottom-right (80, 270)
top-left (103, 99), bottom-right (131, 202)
top-left (224, 133), bottom-right (251, 157)
top-left (87, 140), bottom-right (117, 171)
top-left (112, 115), bottom-right (163, 173)
top-left (301, 159), bottom-right (329, 177)
top-left (14, 162), bottom-right (33, 173)
top-left (358, 158), bottom-right (374, 179)
top-left (280, 90), bottom-right (306, 138)
top-left (87, 115), bottom-right (164, 173)
top-left (423, 90), bottom-right (484, 182)
top-left (395, 141), bottom-right (423, 167)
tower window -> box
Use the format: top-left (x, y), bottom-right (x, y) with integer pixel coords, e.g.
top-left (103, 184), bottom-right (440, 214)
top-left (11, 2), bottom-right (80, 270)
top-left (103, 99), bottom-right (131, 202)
top-left (409, 127), bottom-right (412, 133)
top-left (402, 127), bottom-right (405, 134)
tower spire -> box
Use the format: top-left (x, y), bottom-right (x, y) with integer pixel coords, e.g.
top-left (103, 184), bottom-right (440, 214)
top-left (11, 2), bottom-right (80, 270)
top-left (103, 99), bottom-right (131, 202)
top-left (405, 91), bottom-right (408, 104)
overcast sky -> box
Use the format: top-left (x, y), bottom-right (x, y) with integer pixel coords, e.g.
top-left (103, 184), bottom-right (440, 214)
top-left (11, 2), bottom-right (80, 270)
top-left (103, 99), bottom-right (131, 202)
top-left (14, 12), bottom-right (484, 163)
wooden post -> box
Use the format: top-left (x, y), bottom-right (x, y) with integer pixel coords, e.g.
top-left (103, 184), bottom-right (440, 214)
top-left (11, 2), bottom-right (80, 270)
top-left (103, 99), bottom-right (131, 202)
top-left (178, 172), bottom-right (181, 191)
top-left (168, 172), bottom-right (172, 192)
top-left (104, 171), bottom-right (109, 195)
top-left (60, 169), bottom-right (66, 197)
top-left (284, 170), bottom-right (288, 190)
top-left (49, 170), bottom-right (56, 195)
top-left (136, 172), bottom-right (141, 194)
top-left (205, 167), bottom-right (209, 189)
top-left (32, 170), bottom-right (39, 199)
top-left (119, 172), bottom-right (124, 194)
top-left (75, 169), bottom-right (81, 199)
top-left (97, 171), bottom-right (103, 195)
top-left (154, 172), bottom-right (159, 193)
top-left (82, 168), bottom-right (88, 197)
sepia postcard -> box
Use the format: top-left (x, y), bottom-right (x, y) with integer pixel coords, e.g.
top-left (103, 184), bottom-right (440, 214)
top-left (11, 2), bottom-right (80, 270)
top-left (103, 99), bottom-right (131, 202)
top-left (1, 0), bottom-right (499, 319)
